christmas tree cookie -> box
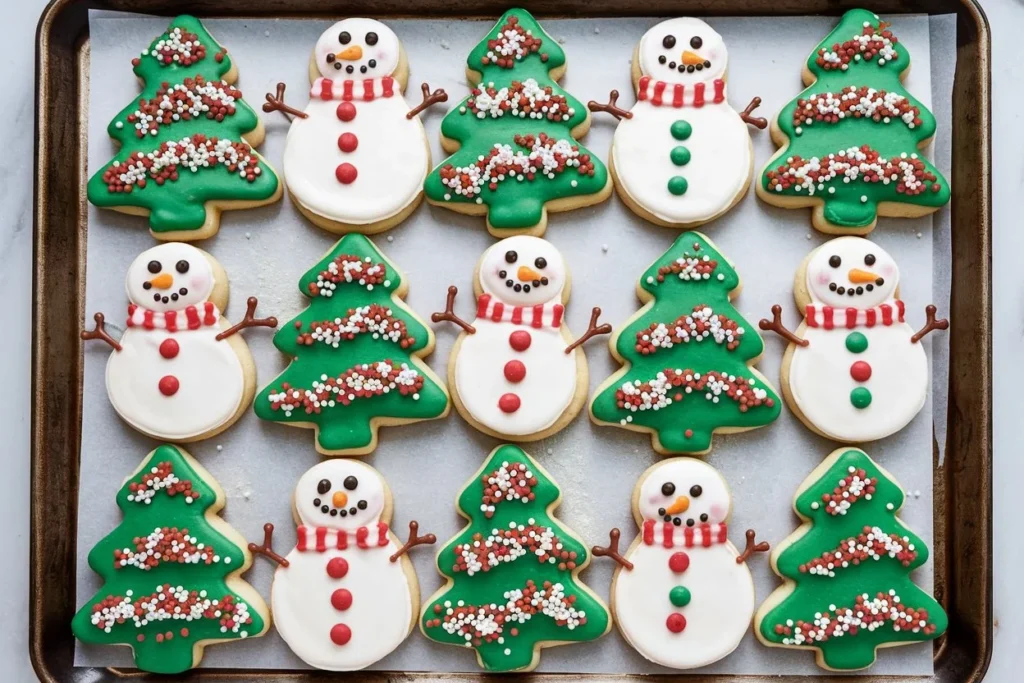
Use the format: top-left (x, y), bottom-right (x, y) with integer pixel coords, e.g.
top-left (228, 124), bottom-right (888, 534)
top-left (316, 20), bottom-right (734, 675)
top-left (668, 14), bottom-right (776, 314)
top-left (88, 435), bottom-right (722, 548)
top-left (71, 444), bottom-right (269, 674)
top-left (88, 15), bottom-right (281, 241)
top-left (254, 234), bottom-right (450, 455)
top-left (589, 231), bottom-right (781, 454)
top-left (420, 444), bottom-right (610, 672)
top-left (755, 447), bottom-right (947, 671)
top-left (423, 8), bottom-right (612, 237)
top-left (756, 9), bottom-right (949, 234)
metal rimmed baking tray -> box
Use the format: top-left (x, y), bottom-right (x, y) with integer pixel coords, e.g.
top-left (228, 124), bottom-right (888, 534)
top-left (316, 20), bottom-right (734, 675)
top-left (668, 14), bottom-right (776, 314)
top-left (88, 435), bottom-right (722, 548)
top-left (32, 1), bottom-right (991, 681)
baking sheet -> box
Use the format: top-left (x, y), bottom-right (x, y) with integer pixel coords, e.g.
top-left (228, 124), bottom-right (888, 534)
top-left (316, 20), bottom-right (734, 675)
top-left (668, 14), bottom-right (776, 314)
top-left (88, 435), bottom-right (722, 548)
top-left (76, 12), bottom-right (955, 675)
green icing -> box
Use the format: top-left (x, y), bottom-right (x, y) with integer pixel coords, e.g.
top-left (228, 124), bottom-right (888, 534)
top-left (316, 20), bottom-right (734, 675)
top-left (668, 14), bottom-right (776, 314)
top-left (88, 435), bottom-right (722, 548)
top-left (590, 231), bottom-right (782, 454)
top-left (669, 586), bottom-right (692, 607)
top-left (253, 234), bottom-right (449, 454)
top-left (757, 448), bottom-right (947, 671)
top-left (87, 15), bottom-right (279, 234)
top-left (670, 119), bottom-right (692, 140)
top-left (850, 387), bottom-right (873, 409)
top-left (421, 445), bottom-right (610, 671)
top-left (71, 445), bottom-right (266, 674)
top-left (422, 8), bottom-right (609, 232)
top-left (845, 331), bottom-right (869, 353)
top-left (670, 146), bottom-right (691, 166)
top-left (667, 176), bottom-right (689, 195)
top-left (760, 9), bottom-right (949, 229)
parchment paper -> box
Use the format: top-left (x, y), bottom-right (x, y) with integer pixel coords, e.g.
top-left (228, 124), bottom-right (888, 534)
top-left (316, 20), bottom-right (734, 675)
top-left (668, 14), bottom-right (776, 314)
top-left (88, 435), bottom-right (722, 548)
top-left (76, 12), bottom-right (955, 675)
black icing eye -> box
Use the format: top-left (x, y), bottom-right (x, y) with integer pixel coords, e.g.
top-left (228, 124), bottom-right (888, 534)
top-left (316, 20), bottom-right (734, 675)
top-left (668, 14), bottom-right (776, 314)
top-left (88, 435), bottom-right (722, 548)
top-left (175, 260), bottom-right (189, 274)
top-left (344, 476), bottom-right (358, 491)
top-left (661, 482), bottom-right (675, 496)
top-left (690, 36), bottom-right (703, 49)
top-left (339, 31), bottom-right (351, 44)
top-left (368, 59), bottom-right (377, 68)
top-left (505, 250), bottom-right (518, 264)
top-left (864, 253), bottom-right (876, 266)
top-left (829, 255), bottom-right (842, 268)
top-left (534, 257), bottom-right (547, 269)
top-left (357, 500), bottom-right (368, 509)
top-left (662, 35), bottom-right (676, 49)
top-left (147, 260), bottom-right (162, 274)
top-left (366, 32), bottom-right (378, 45)
top-left (690, 485), bottom-right (703, 497)
top-left (317, 479), bottom-right (331, 495)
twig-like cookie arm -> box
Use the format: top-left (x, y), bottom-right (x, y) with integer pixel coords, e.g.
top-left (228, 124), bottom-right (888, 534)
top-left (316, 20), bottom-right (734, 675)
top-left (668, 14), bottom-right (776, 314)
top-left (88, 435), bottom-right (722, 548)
top-left (588, 90), bottom-right (633, 121)
top-left (431, 286), bottom-right (476, 334)
top-left (248, 523), bottom-right (290, 568)
top-left (739, 96), bottom-right (768, 129)
top-left (81, 312), bottom-right (123, 351)
top-left (736, 529), bottom-right (770, 564)
top-left (759, 305), bottom-right (809, 347)
top-left (564, 307), bottom-right (613, 354)
top-left (592, 528), bottom-right (634, 570)
top-left (407, 83), bottom-right (448, 120)
top-left (910, 305), bottom-right (949, 343)
top-left (216, 297), bottom-right (278, 340)
top-left (263, 82), bottom-right (308, 120)
top-left (389, 520), bottom-right (437, 562)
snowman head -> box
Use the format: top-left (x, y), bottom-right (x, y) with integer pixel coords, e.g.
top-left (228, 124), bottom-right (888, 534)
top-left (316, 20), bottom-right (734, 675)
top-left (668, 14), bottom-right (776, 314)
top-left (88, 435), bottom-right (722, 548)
top-left (125, 243), bottom-right (216, 312)
top-left (293, 459), bottom-right (387, 531)
top-left (638, 17), bottom-right (728, 83)
top-left (804, 236), bottom-right (899, 309)
top-left (636, 458), bottom-right (732, 527)
top-left (478, 235), bottom-right (567, 307)
top-left (314, 18), bottom-right (400, 79)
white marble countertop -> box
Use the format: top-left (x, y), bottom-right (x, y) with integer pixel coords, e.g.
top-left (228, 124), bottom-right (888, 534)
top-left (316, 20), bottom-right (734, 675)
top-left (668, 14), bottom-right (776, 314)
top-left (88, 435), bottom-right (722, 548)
top-left (1, 1), bottom-right (1018, 680)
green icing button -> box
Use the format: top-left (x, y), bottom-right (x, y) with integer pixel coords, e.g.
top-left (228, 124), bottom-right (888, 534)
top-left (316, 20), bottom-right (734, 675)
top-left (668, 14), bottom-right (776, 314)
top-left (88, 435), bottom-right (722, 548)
top-left (668, 176), bottom-right (688, 196)
top-left (669, 586), bottom-right (691, 607)
top-left (850, 387), bottom-right (872, 409)
top-left (845, 331), bottom-right (869, 353)
top-left (670, 146), bottom-right (691, 166)
top-left (670, 120), bottom-right (692, 140)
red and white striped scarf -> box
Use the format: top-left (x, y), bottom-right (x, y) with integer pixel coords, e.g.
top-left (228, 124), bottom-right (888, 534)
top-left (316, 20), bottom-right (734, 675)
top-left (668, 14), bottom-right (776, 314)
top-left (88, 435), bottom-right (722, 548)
top-left (295, 523), bottom-right (389, 552)
top-left (126, 302), bottom-right (218, 331)
top-left (642, 520), bottom-right (729, 548)
top-left (476, 294), bottom-right (564, 329)
top-left (637, 76), bottom-right (725, 108)
top-left (804, 300), bottom-right (905, 330)
top-left (310, 76), bottom-right (396, 102)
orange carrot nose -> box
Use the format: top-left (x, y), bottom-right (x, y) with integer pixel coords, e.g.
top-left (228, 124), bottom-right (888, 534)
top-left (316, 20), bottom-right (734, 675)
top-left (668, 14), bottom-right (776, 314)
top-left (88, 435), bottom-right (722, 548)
top-left (332, 491), bottom-right (348, 508)
top-left (517, 265), bottom-right (541, 282)
top-left (847, 268), bottom-right (880, 284)
top-left (666, 495), bottom-right (690, 515)
top-left (149, 273), bottom-right (173, 290)
top-left (337, 45), bottom-right (363, 61)
top-left (681, 50), bottom-right (704, 65)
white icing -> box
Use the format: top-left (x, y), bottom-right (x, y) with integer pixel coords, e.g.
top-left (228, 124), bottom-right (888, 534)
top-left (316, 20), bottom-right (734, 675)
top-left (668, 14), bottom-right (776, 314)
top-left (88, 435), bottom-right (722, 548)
top-left (638, 18), bottom-right (728, 84)
top-left (637, 458), bottom-right (732, 525)
top-left (313, 19), bottom-right (401, 79)
top-left (294, 459), bottom-right (387, 530)
top-left (125, 242), bottom-right (214, 312)
top-left (804, 235), bottom-right (899, 308)
top-left (478, 235), bottom-right (566, 306)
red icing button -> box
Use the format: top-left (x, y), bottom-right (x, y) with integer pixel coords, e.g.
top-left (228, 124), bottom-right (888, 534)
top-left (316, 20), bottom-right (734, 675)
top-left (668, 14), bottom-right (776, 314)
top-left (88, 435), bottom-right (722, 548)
top-left (336, 102), bottom-right (357, 122)
top-left (850, 361), bottom-right (872, 382)
top-left (498, 393), bottom-right (521, 413)
top-left (338, 132), bottom-right (358, 153)
top-left (335, 163), bottom-right (358, 184)
top-left (330, 623), bottom-right (352, 645)
top-left (666, 613), bottom-right (687, 633)
top-left (504, 360), bottom-right (526, 383)
top-left (326, 557), bottom-right (349, 579)
top-left (331, 589), bottom-right (353, 611)
top-left (159, 338), bottom-right (179, 359)
top-left (509, 330), bottom-right (532, 351)
top-left (158, 375), bottom-right (179, 396)
top-left (668, 551), bottom-right (690, 573)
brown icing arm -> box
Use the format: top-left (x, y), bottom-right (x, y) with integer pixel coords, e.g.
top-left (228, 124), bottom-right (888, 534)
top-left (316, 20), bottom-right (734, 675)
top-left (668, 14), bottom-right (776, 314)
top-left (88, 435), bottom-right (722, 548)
top-left (759, 305), bottom-right (809, 347)
top-left (216, 297), bottom-right (278, 341)
top-left (390, 521), bottom-right (437, 562)
top-left (592, 528), bottom-right (634, 570)
top-left (407, 83), bottom-right (448, 120)
top-left (740, 96), bottom-right (768, 129)
top-left (564, 307), bottom-right (612, 354)
top-left (431, 286), bottom-right (476, 334)
top-left (588, 90), bottom-right (633, 120)
top-left (736, 529), bottom-right (770, 565)
top-left (263, 82), bottom-right (308, 120)
top-left (911, 305), bottom-right (949, 343)
top-left (81, 312), bottom-right (122, 351)
top-left (248, 523), bottom-right (290, 568)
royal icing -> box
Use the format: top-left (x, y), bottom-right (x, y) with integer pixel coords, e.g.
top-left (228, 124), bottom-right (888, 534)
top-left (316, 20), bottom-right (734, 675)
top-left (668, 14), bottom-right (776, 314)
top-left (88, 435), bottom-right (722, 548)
top-left (756, 448), bottom-right (947, 670)
top-left (590, 232), bottom-right (781, 454)
top-left (423, 8), bottom-right (610, 236)
top-left (421, 445), bottom-right (610, 672)
top-left (87, 15), bottom-right (280, 237)
top-left (253, 234), bottom-right (450, 454)
top-left (757, 9), bottom-right (949, 232)
top-left (71, 445), bottom-right (268, 674)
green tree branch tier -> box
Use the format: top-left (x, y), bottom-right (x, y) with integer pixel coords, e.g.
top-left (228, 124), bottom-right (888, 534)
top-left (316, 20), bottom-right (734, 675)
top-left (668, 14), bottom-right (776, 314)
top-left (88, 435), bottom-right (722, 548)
top-left (87, 15), bottom-right (281, 241)
top-left (755, 9), bottom-right (949, 235)
top-left (755, 447), bottom-right (947, 671)
top-left (589, 231), bottom-right (781, 454)
top-left (71, 444), bottom-right (269, 674)
top-left (254, 234), bottom-right (450, 455)
top-left (423, 8), bottom-right (611, 237)
top-left (420, 444), bottom-right (611, 672)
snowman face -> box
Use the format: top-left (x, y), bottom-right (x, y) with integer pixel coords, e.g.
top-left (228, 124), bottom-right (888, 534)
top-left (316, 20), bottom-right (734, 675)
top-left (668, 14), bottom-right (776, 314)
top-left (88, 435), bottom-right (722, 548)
top-left (314, 18), bottom-right (400, 79)
top-left (294, 459), bottom-right (386, 530)
top-left (125, 243), bottom-right (215, 312)
top-left (637, 458), bottom-right (731, 527)
top-left (638, 18), bottom-right (728, 83)
top-left (478, 235), bottom-right (567, 307)
top-left (805, 236), bottom-right (899, 309)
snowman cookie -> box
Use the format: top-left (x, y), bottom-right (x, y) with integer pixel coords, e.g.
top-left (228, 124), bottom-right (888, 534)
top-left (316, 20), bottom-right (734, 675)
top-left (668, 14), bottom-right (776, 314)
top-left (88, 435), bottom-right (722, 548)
top-left (432, 235), bottom-right (610, 441)
top-left (248, 459), bottom-right (434, 671)
top-left (593, 457), bottom-right (769, 669)
top-left (81, 242), bottom-right (276, 441)
top-left (588, 17), bottom-right (767, 228)
top-left (759, 236), bottom-right (947, 443)
top-left (264, 18), bottom-right (447, 234)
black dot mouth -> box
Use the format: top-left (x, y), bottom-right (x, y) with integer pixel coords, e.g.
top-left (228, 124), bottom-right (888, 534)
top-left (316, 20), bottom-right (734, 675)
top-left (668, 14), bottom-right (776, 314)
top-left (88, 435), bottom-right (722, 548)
top-left (828, 279), bottom-right (884, 297)
top-left (313, 498), bottom-right (367, 517)
top-left (504, 277), bottom-right (549, 293)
